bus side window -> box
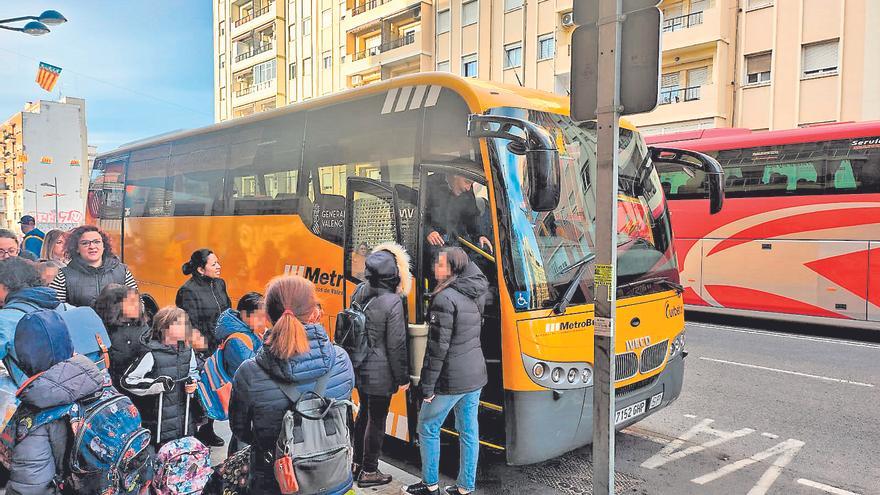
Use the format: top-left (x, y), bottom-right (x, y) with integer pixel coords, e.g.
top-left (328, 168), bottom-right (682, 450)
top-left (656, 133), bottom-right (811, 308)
top-left (169, 136), bottom-right (228, 217)
top-left (126, 145), bottom-right (171, 218)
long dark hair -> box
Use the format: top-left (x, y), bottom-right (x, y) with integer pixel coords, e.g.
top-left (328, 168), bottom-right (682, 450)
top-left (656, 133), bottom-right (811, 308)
top-left (433, 247), bottom-right (469, 294)
top-left (93, 283), bottom-right (146, 328)
top-left (65, 225), bottom-right (114, 262)
top-left (182, 248), bottom-right (213, 277)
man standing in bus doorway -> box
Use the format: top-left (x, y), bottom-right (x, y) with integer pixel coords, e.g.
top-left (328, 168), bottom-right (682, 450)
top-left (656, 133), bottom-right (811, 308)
top-left (18, 216), bottom-right (44, 259)
top-left (425, 174), bottom-right (494, 256)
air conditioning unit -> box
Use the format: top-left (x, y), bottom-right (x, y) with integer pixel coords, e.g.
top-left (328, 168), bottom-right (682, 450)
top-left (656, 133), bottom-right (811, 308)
top-left (351, 74), bottom-right (363, 85)
top-left (561, 11), bottom-right (575, 28)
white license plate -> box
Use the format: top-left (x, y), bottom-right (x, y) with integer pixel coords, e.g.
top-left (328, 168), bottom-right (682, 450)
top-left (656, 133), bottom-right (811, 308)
top-left (615, 400), bottom-right (647, 425)
top-left (649, 392), bottom-right (663, 410)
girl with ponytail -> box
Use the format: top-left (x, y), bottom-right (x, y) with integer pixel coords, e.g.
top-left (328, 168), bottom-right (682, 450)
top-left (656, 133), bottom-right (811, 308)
top-left (229, 275), bottom-right (354, 495)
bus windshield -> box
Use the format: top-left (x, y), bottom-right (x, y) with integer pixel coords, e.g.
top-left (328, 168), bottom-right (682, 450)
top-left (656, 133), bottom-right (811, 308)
top-left (492, 108), bottom-right (676, 311)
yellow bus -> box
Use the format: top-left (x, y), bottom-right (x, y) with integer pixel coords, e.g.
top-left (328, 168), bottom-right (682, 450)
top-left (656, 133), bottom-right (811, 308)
top-left (87, 73), bottom-right (720, 465)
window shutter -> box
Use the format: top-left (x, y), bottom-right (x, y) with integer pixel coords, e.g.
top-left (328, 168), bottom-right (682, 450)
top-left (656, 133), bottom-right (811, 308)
top-left (690, 0), bottom-right (708, 13)
top-left (688, 67), bottom-right (709, 87)
top-left (803, 41), bottom-right (838, 74)
top-left (747, 53), bottom-right (771, 74)
top-left (661, 72), bottom-right (680, 88)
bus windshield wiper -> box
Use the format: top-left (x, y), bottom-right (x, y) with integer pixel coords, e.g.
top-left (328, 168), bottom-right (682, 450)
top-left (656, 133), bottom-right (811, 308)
top-left (553, 253), bottom-right (596, 315)
top-left (617, 276), bottom-right (684, 295)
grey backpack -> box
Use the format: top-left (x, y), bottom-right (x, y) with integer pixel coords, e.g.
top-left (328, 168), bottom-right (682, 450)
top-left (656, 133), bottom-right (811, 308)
top-left (274, 372), bottom-right (353, 495)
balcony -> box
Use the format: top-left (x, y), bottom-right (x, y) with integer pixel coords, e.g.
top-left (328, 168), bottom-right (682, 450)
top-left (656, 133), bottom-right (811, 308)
top-left (662, 6), bottom-right (725, 52)
top-left (662, 12), bottom-right (703, 33)
top-left (344, 31), bottom-right (422, 79)
top-left (234, 42), bottom-right (273, 63)
top-left (343, 0), bottom-right (414, 32)
top-left (232, 79), bottom-right (276, 106)
top-left (627, 84), bottom-right (722, 129)
top-left (231, 2), bottom-right (274, 35)
top-left (659, 86), bottom-right (702, 105)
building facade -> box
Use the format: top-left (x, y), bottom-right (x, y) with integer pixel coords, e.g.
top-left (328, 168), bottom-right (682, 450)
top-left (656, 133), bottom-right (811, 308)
top-left (213, 0), bottom-right (880, 133)
top-left (0, 98), bottom-right (91, 231)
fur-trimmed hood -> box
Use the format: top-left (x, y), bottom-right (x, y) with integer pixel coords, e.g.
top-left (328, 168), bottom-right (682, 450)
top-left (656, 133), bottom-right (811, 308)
top-left (368, 242), bottom-right (412, 296)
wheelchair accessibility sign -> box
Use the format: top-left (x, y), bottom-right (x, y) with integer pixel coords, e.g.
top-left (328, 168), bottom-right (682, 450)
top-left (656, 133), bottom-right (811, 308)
top-left (514, 291), bottom-right (531, 309)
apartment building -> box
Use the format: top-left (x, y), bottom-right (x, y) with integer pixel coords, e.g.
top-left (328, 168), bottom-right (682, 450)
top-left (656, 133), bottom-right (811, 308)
top-left (0, 98), bottom-right (91, 230)
top-left (213, 0), bottom-right (880, 133)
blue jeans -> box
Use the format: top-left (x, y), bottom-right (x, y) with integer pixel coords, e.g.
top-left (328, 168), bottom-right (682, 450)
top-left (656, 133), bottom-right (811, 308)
top-left (418, 389), bottom-right (481, 492)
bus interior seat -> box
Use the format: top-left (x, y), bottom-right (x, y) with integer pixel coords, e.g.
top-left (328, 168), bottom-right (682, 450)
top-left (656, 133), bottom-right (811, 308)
top-left (233, 197), bottom-right (301, 215)
top-left (173, 201), bottom-right (212, 217)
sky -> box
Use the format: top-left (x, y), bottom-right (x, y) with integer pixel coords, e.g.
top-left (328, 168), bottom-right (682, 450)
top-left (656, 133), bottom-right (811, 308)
top-left (0, 1), bottom-right (214, 152)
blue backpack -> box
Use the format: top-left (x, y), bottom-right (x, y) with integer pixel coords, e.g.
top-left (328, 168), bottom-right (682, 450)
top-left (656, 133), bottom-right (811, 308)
top-left (196, 332), bottom-right (255, 421)
top-left (13, 384), bottom-right (154, 494)
top-left (3, 302), bottom-right (111, 385)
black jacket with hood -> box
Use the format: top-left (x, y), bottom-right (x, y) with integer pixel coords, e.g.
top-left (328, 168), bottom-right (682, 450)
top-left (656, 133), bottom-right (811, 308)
top-left (175, 274), bottom-right (231, 349)
top-left (351, 242), bottom-right (411, 396)
top-left (420, 261), bottom-right (489, 398)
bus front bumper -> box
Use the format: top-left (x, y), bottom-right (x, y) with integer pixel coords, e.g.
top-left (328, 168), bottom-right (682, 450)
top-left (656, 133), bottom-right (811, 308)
top-left (503, 353), bottom-right (684, 465)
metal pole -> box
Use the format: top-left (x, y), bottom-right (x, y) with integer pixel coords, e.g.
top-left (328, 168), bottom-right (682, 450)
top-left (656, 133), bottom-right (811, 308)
top-left (53, 177), bottom-right (58, 228)
top-left (592, 0), bottom-right (623, 494)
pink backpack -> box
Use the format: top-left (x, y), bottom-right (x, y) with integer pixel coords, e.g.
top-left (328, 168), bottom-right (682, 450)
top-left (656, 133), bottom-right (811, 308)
top-left (152, 393), bottom-right (213, 494)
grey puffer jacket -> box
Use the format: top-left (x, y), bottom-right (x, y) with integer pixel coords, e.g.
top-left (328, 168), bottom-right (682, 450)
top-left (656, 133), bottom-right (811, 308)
top-left (8, 354), bottom-right (104, 495)
top-left (420, 261), bottom-right (489, 398)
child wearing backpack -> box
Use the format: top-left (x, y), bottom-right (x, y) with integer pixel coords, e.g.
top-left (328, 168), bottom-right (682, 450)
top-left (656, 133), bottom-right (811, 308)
top-left (9, 310), bottom-right (152, 495)
top-left (123, 306), bottom-right (200, 446)
top-left (93, 284), bottom-right (150, 393)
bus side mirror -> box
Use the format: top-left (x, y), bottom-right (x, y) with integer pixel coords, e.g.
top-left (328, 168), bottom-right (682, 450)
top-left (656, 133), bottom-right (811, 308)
top-left (468, 114), bottom-right (560, 212)
top-left (650, 147), bottom-right (725, 215)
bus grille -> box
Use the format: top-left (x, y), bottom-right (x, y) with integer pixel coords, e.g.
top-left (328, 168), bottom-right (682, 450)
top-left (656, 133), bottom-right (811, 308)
top-left (616, 375), bottom-right (659, 397)
top-left (640, 340), bottom-right (669, 374)
top-left (615, 353), bottom-right (638, 381)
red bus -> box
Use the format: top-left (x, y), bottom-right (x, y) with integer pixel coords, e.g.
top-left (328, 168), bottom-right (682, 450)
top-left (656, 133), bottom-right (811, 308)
top-left (647, 121), bottom-right (880, 328)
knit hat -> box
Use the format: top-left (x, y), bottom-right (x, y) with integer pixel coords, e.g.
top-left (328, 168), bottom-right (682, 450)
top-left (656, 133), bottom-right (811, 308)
top-left (14, 311), bottom-right (74, 377)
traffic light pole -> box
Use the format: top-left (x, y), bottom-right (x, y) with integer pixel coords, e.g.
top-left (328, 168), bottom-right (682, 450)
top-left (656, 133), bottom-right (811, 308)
top-left (592, 0), bottom-right (623, 493)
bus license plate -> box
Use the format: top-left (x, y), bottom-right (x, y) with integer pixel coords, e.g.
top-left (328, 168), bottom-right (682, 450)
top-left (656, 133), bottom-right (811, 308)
top-left (615, 400), bottom-right (647, 425)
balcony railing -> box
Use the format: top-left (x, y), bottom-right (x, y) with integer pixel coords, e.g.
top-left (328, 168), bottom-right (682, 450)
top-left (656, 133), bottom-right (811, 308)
top-left (352, 0), bottom-right (384, 16)
top-left (662, 11), bottom-right (704, 32)
top-left (234, 79), bottom-right (274, 97)
top-left (234, 42), bottom-right (273, 63)
top-left (351, 33), bottom-right (416, 61)
top-left (234, 2), bottom-right (273, 28)
top-left (659, 86), bottom-right (701, 105)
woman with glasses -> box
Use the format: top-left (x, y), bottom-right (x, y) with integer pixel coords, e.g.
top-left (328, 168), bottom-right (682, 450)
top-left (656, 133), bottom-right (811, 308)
top-left (49, 225), bottom-right (137, 307)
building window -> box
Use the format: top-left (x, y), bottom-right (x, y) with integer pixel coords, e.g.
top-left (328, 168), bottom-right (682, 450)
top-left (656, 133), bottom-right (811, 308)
top-left (288, 24), bottom-right (295, 39)
top-left (302, 18), bottom-right (311, 36)
top-left (323, 51), bottom-right (332, 69)
top-left (219, 54), bottom-right (226, 70)
top-left (219, 21), bottom-right (226, 37)
top-left (747, 0), bottom-right (773, 9)
top-left (745, 52), bottom-right (771, 84)
top-left (659, 72), bottom-right (681, 104)
top-left (462, 0), bottom-right (479, 27)
top-left (505, 0), bottom-right (523, 11)
top-left (289, 62), bottom-right (297, 79)
top-left (301, 0), bottom-right (311, 18)
top-left (253, 59), bottom-right (276, 85)
top-left (340, 46), bottom-right (346, 63)
top-left (802, 39), bottom-right (839, 77)
top-left (302, 57), bottom-right (312, 76)
top-left (462, 54), bottom-right (478, 77)
top-left (437, 9), bottom-right (450, 34)
top-left (537, 34), bottom-right (555, 60)
top-left (437, 60), bottom-right (450, 72)
top-left (503, 43), bottom-right (522, 69)
top-left (322, 9), bottom-right (332, 28)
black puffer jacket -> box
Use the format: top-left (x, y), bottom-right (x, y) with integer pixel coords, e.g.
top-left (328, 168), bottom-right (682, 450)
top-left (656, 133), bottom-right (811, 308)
top-left (229, 324), bottom-right (354, 495)
top-left (351, 242), bottom-right (411, 396)
top-left (122, 340), bottom-right (198, 445)
top-left (420, 261), bottom-right (489, 398)
top-left (175, 275), bottom-right (231, 349)
top-left (106, 322), bottom-right (150, 391)
top-left (50, 255), bottom-right (135, 307)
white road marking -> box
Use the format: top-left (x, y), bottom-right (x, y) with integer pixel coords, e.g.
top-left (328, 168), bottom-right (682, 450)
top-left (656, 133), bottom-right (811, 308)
top-left (642, 419), bottom-right (754, 469)
top-left (761, 432), bottom-right (779, 439)
top-left (684, 414), bottom-right (697, 418)
top-left (692, 438), bottom-right (805, 495)
top-left (797, 479), bottom-right (862, 495)
top-left (692, 323), bottom-right (880, 350)
top-left (699, 357), bottom-right (875, 388)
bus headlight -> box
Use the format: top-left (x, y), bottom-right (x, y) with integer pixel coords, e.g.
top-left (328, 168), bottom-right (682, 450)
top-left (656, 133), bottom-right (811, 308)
top-left (669, 331), bottom-right (686, 359)
top-left (567, 368), bottom-right (578, 383)
top-left (551, 367), bottom-right (563, 383)
top-left (581, 368), bottom-right (592, 384)
top-left (533, 362), bottom-right (547, 379)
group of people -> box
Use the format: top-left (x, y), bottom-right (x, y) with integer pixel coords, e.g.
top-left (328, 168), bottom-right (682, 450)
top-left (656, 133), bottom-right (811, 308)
top-left (0, 214), bottom-right (491, 495)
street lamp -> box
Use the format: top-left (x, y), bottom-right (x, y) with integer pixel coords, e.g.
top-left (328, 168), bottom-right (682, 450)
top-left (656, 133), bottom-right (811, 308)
top-left (24, 188), bottom-right (38, 222)
top-left (0, 10), bottom-right (67, 37)
top-left (40, 179), bottom-right (60, 228)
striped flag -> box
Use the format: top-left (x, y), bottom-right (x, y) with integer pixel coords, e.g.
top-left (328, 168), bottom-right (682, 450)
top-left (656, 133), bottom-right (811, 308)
top-left (35, 62), bottom-right (62, 92)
